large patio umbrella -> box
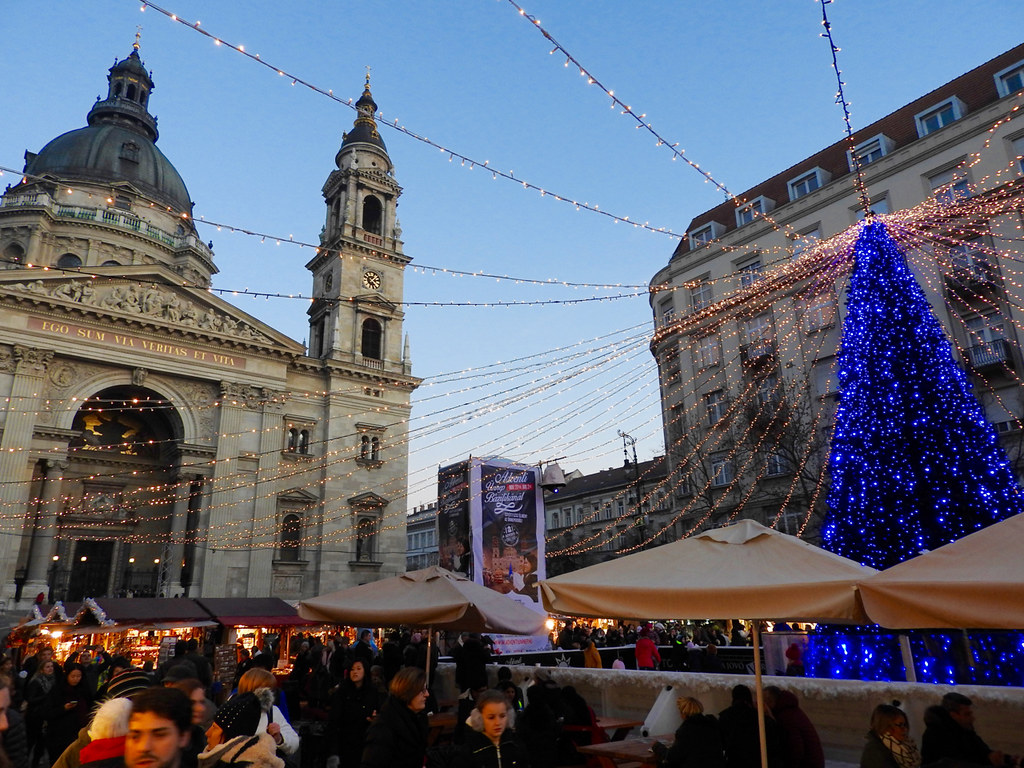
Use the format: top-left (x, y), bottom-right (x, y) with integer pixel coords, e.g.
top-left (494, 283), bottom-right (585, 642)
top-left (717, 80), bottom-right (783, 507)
top-left (298, 566), bottom-right (546, 684)
top-left (539, 519), bottom-right (876, 768)
top-left (858, 511), bottom-right (1024, 629)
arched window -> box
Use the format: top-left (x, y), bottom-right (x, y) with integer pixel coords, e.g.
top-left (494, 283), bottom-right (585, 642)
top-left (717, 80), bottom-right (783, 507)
top-left (57, 254), bottom-right (82, 269)
top-left (286, 428), bottom-right (299, 452)
top-left (140, 89), bottom-right (149, 107)
top-left (361, 318), bottom-right (382, 359)
top-left (101, 260), bottom-right (121, 267)
top-left (113, 82), bottom-right (123, 97)
top-left (127, 84), bottom-right (137, 101)
top-left (362, 196), bottom-right (383, 235)
top-left (280, 514), bottom-right (302, 561)
top-left (360, 435), bottom-right (370, 459)
top-left (298, 430), bottom-right (310, 455)
top-left (354, 517), bottom-right (376, 561)
top-left (3, 243), bottom-right (25, 267)
top-left (370, 437), bottom-right (380, 461)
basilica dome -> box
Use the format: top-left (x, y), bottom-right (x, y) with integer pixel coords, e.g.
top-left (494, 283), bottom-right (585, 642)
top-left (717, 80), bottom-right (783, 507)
top-left (24, 46), bottom-right (193, 214)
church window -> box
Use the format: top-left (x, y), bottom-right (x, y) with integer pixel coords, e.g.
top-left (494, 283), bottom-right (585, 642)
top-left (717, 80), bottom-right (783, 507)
top-left (57, 253), bottom-right (82, 269)
top-left (361, 318), bottom-right (382, 360)
top-left (280, 513), bottom-right (302, 561)
top-left (119, 142), bottom-right (140, 163)
top-left (113, 82), bottom-right (123, 97)
top-left (298, 430), bottom-right (310, 455)
top-left (3, 243), bottom-right (25, 267)
top-left (362, 196), bottom-right (383, 235)
top-left (370, 437), bottom-right (380, 461)
top-left (127, 84), bottom-right (137, 101)
top-left (140, 89), bottom-right (149, 107)
top-left (360, 435), bottom-right (370, 460)
top-left (101, 260), bottom-right (121, 267)
top-left (286, 428), bottom-right (299, 452)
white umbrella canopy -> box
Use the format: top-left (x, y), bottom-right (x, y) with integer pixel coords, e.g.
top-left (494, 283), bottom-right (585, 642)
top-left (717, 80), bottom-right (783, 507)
top-left (298, 565), bottom-right (547, 635)
top-left (858, 512), bottom-right (1024, 629)
top-left (540, 519), bottom-right (876, 623)
top-left (539, 519), bottom-right (876, 768)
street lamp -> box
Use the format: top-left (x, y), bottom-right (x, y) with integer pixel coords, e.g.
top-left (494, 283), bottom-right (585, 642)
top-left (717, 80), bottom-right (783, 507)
top-left (618, 430), bottom-right (646, 548)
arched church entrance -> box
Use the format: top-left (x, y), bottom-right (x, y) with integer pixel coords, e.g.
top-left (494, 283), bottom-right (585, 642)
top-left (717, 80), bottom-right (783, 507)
top-left (53, 385), bottom-right (185, 601)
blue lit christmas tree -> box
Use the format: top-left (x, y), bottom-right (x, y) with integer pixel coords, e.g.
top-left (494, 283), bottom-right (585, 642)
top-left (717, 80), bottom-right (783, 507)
top-left (822, 220), bottom-right (1023, 569)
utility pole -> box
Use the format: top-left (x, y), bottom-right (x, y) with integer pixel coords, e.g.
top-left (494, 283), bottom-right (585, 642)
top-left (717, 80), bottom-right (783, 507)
top-left (618, 431), bottom-right (646, 548)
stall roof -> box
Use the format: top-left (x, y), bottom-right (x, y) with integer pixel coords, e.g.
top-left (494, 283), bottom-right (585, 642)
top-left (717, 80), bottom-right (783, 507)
top-left (74, 598), bottom-right (214, 627)
top-left (194, 598), bottom-right (316, 627)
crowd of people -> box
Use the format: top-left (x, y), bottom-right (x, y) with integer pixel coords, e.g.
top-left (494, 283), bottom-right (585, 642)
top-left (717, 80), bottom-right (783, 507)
top-left (0, 633), bottom-right (1018, 768)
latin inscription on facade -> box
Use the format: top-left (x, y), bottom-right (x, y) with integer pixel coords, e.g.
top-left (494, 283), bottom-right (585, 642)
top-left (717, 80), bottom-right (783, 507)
top-left (28, 317), bottom-right (246, 369)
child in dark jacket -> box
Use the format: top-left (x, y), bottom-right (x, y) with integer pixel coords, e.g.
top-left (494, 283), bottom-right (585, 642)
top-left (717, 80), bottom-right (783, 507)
top-left (453, 690), bottom-right (530, 768)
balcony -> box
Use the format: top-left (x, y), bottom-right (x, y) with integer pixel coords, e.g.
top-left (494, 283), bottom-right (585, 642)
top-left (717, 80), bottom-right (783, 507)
top-left (740, 339), bottom-right (776, 371)
top-left (945, 260), bottom-right (997, 295)
top-left (966, 339), bottom-right (1012, 371)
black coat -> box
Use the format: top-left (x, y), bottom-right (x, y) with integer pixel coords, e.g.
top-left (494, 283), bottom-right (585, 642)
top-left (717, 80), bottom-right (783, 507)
top-left (921, 706), bottom-right (992, 766)
top-left (664, 714), bottom-right (726, 768)
top-left (329, 680), bottom-right (380, 764)
top-left (718, 704), bottom-right (785, 768)
top-left (859, 732), bottom-right (900, 768)
top-left (451, 729), bottom-right (531, 768)
top-left (360, 698), bottom-right (428, 768)
top-left (3, 707), bottom-right (29, 768)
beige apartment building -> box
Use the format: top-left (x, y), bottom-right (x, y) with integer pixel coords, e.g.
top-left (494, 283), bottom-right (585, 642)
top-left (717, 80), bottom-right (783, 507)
top-left (0, 47), bottom-right (419, 608)
top-left (649, 44), bottom-right (1024, 541)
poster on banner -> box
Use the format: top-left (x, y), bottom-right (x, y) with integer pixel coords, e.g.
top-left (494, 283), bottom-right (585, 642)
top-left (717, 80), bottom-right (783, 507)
top-left (436, 461), bottom-right (472, 579)
top-left (472, 458), bottom-right (550, 653)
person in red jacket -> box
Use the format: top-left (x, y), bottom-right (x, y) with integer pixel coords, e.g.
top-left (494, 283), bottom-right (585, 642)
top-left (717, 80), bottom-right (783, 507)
top-left (634, 627), bottom-right (661, 671)
top-left (764, 686), bottom-right (824, 768)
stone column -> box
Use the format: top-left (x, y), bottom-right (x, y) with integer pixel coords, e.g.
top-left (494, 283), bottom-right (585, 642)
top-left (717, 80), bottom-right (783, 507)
top-left (0, 346), bottom-right (53, 605)
top-left (162, 477), bottom-right (192, 597)
top-left (22, 459), bottom-right (68, 598)
top-left (247, 390), bottom-right (286, 596)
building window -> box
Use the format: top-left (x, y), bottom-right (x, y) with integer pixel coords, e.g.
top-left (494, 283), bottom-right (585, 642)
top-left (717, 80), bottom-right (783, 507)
top-left (57, 253), bottom-right (82, 269)
top-left (815, 361), bottom-right (838, 398)
top-left (792, 227), bottom-right (821, 260)
top-left (856, 195), bottom-right (891, 220)
top-left (787, 168), bottom-right (829, 201)
top-left (779, 509), bottom-right (802, 535)
top-left (994, 60), bottom-right (1024, 98)
top-left (119, 142), bottom-right (140, 163)
top-left (804, 292), bottom-right (837, 333)
top-left (285, 424), bottom-right (312, 455)
top-left (848, 134), bottom-right (894, 171)
top-left (617, 499), bottom-right (625, 517)
top-left (745, 313), bottom-right (773, 347)
top-left (3, 243), bottom-right (25, 267)
top-left (705, 389), bottom-right (727, 425)
top-left (694, 334), bottom-right (721, 370)
top-left (354, 516), bottom-right (377, 562)
top-left (362, 195), bottom-right (383, 235)
top-left (710, 456), bottom-right (733, 488)
top-left (690, 281), bottom-right (713, 311)
top-left (689, 222), bottom-right (724, 249)
top-left (737, 259), bottom-right (762, 289)
top-left (755, 375), bottom-right (779, 408)
top-left (947, 237), bottom-right (991, 281)
top-left (966, 314), bottom-right (1006, 345)
top-left (659, 300), bottom-right (676, 327)
top-left (766, 452), bottom-right (788, 477)
top-left (551, 511), bottom-right (560, 529)
top-left (361, 318), bottom-right (383, 359)
top-left (929, 167), bottom-right (970, 205)
top-left (736, 197), bottom-right (773, 227)
top-left (280, 513), bottom-right (302, 562)
top-left (914, 98), bottom-right (965, 138)
top-left (1012, 135), bottom-right (1024, 175)
top-left (360, 435), bottom-right (370, 459)
top-left (371, 436), bottom-right (381, 461)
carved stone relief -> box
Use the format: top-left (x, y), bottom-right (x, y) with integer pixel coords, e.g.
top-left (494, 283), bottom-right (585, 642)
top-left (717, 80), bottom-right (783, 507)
top-left (0, 345), bottom-right (14, 373)
top-left (4, 280), bottom-right (272, 343)
top-left (13, 346), bottom-right (53, 375)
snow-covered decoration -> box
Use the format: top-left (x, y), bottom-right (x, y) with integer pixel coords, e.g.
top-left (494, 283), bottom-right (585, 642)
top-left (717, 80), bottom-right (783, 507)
top-left (81, 597), bottom-right (116, 627)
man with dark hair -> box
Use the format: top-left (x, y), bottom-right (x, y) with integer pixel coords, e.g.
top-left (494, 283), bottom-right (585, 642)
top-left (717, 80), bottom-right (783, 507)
top-left (125, 688), bottom-right (192, 768)
top-left (922, 692), bottom-right (1012, 766)
top-left (719, 684), bottom-right (784, 768)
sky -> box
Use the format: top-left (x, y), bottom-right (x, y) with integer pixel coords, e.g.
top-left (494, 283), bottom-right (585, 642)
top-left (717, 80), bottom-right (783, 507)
top-left (4, 1), bottom-right (1023, 507)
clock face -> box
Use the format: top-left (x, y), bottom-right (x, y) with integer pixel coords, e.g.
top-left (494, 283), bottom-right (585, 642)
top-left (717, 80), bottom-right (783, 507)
top-left (362, 271), bottom-right (382, 290)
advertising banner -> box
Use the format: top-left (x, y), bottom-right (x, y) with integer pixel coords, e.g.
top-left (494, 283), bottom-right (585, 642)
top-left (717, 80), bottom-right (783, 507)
top-left (436, 461), bottom-right (472, 579)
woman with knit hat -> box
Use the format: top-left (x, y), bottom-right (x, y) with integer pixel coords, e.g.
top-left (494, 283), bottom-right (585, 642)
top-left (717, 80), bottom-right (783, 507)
top-left (198, 692), bottom-right (282, 768)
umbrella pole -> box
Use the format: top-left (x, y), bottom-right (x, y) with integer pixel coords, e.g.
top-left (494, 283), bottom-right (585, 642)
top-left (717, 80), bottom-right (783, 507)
top-left (752, 621), bottom-right (769, 768)
top-left (898, 634), bottom-right (917, 683)
top-left (425, 627), bottom-right (433, 690)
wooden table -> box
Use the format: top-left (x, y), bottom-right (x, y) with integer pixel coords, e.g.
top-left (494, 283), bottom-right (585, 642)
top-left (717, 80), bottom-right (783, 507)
top-left (595, 716), bottom-right (644, 741)
top-left (576, 736), bottom-right (671, 767)
top-left (427, 711), bottom-right (457, 746)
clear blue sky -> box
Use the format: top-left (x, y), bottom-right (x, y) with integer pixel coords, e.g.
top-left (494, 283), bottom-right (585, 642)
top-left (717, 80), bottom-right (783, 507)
top-left (4, 1), bottom-right (1023, 506)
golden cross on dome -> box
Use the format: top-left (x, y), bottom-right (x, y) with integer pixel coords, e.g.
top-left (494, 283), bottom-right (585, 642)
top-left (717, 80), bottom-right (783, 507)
top-left (365, 65), bottom-right (371, 88)
top-left (134, 25), bottom-right (143, 51)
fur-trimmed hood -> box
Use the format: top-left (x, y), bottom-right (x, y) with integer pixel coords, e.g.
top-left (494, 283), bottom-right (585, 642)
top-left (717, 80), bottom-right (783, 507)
top-left (198, 732), bottom-right (284, 768)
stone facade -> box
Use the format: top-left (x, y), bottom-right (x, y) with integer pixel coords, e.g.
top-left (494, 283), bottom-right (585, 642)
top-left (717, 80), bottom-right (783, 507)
top-left (0, 49), bottom-right (419, 609)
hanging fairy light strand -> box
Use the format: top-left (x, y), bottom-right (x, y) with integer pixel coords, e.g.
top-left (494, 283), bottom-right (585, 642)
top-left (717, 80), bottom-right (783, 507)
top-left (134, 1), bottom-right (682, 239)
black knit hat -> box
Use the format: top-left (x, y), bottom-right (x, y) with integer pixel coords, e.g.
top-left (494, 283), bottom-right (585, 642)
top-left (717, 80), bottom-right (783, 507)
top-left (214, 693), bottom-right (263, 740)
top-left (104, 668), bottom-right (152, 700)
